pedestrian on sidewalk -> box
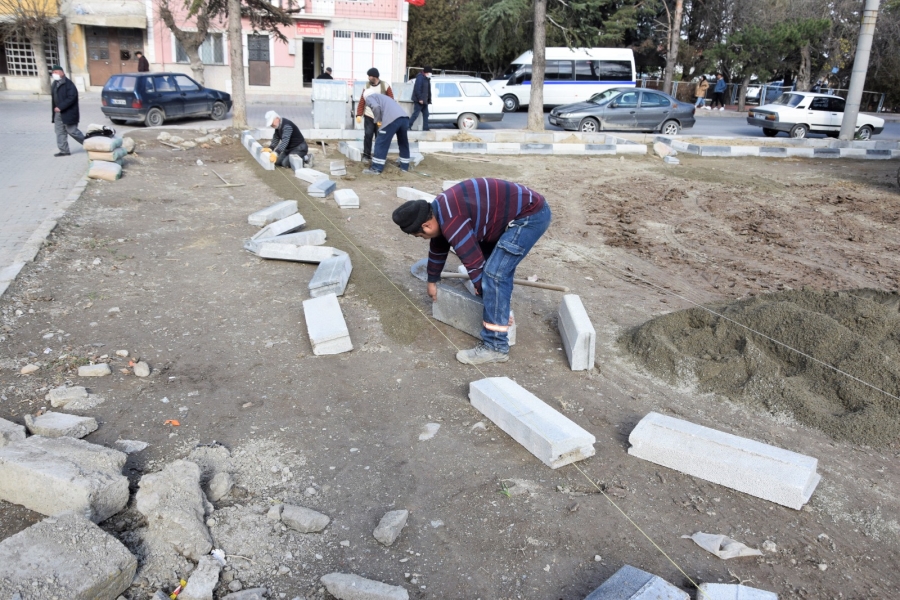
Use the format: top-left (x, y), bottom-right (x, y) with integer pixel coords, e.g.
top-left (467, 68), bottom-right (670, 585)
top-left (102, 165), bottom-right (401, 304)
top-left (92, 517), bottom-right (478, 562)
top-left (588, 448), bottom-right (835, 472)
top-left (410, 66), bottom-right (432, 131)
top-left (316, 67), bottom-right (333, 80)
top-left (135, 51), bottom-right (150, 72)
top-left (392, 178), bottom-right (552, 365)
top-left (710, 72), bottom-right (727, 111)
top-left (50, 66), bottom-right (85, 157)
top-left (263, 110), bottom-right (313, 168)
top-left (355, 68), bottom-right (394, 164)
top-left (362, 94), bottom-right (410, 174)
top-left (694, 76), bottom-right (709, 108)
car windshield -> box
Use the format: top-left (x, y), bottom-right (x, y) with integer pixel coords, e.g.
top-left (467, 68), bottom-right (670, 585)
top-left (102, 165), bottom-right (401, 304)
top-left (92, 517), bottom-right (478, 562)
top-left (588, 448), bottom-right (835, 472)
top-left (589, 89), bottom-right (619, 105)
top-left (771, 93), bottom-right (804, 107)
top-left (502, 63), bottom-right (523, 78)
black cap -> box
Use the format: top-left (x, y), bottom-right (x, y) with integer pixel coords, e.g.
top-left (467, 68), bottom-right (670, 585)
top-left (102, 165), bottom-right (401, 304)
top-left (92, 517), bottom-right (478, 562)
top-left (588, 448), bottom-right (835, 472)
top-left (50, 65), bottom-right (64, 72)
top-left (423, 66), bottom-right (433, 74)
top-left (367, 67), bottom-right (379, 78)
top-left (392, 200), bottom-right (432, 234)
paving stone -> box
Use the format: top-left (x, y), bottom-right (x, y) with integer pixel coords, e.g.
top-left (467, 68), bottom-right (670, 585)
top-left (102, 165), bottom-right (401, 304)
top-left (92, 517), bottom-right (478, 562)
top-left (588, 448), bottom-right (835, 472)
top-left (46, 385), bottom-right (89, 407)
top-left (442, 180), bottom-right (462, 191)
top-left (320, 573), bottom-right (409, 600)
top-left (0, 512), bottom-right (137, 600)
top-left (696, 583), bottom-right (778, 600)
top-left (250, 213), bottom-right (307, 241)
top-left (24, 411), bottom-right (98, 439)
top-left (281, 504), bottom-right (330, 533)
top-left (583, 564), bottom-right (688, 600)
top-left (303, 293), bottom-right (353, 355)
top-left (432, 283), bottom-right (516, 345)
top-left (248, 201), bottom-right (298, 227)
top-left (0, 417), bottom-right (25, 447)
top-left (469, 377), bottom-right (595, 469)
top-left (330, 160), bottom-right (347, 175)
top-left (308, 179), bottom-right (337, 198)
top-left (295, 168), bottom-right (329, 183)
top-left (257, 243), bottom-right (337, 263)
top-left (180, 555), bottom-right (221, 600)
top-left (309, 254), bottom-right (353, 297)
top-left (334, 188), bottom-right (360, 209)
top-left (663, 155), bottom-right (680, 164)
top-left (373, 509), bottom-right (409, 546)
top-left (397, 186), bottom-right (436, 201)
top-left (558, 294), bottom-right (595, 371)
top-left (0, 436), bottom-right (128, 522)
top-left (628, 412), bottom-right (821, 509)
top-left (244, 230), bottom-right (326, 253)
top-left (78, 363), bottom-right (111, 377)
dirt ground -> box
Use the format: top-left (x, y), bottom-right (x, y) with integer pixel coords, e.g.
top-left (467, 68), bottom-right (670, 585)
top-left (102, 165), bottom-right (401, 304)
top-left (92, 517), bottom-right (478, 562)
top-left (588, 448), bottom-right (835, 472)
top-left (1, 130), bottom-right (899, 600)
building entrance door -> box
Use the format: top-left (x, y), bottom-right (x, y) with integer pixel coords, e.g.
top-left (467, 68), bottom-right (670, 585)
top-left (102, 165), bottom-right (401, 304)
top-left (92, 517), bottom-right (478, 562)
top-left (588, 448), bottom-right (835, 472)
top-left (301, 39), bottom-right (323, 86)
top-left (86, 27), bottom-right (142, 87)
top-left (248, 34), bottom-right (270, 86)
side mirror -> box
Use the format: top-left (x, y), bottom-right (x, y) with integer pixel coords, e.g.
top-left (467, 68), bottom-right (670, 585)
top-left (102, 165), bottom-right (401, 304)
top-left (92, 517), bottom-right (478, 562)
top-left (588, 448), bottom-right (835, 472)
top-left (609, 102), bottom-right (618, 108)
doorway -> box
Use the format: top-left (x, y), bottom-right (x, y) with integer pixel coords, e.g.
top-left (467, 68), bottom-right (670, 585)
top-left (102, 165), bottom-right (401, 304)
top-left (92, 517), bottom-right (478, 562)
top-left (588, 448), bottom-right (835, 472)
top-left (301, 39), bottom-right (323, 86)
top-left (86, 27), bottom-right (142, 87)
top-left (248, 34), bottom-right (270, 86)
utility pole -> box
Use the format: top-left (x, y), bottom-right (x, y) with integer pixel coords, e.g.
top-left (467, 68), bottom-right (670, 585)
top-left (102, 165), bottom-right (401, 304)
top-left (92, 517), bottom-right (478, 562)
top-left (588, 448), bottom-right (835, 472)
top-left (839, 0), bottom-right (880, 140)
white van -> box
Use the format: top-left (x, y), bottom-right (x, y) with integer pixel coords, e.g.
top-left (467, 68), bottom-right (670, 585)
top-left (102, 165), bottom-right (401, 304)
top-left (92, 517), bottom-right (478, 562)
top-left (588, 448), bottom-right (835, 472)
top-left (489, 48), bottom-right (636, 112)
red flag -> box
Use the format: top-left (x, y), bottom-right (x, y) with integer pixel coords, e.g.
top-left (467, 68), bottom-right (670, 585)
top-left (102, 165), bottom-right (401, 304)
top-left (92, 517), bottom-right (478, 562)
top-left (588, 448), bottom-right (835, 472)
top-left (406, 0), bottom-right (425, 6)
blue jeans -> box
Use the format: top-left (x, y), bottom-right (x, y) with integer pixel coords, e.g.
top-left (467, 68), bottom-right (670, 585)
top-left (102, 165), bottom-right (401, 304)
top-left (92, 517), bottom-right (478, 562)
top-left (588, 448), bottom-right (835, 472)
top-left (480, 202), bottom-right (552, 353)
top-left (410, 102), bottom-right (430, 131)
top-left (371, 117), bottom-right (410, 173)
top-left (694, 96), bottom-right (705, 107)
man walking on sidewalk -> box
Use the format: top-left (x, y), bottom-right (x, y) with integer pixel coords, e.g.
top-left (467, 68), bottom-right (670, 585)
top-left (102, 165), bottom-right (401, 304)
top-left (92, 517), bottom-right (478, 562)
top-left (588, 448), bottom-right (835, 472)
top-left (392, 179), bottom-right (552, 365)
top-left (410, 66), bottom-right (432, 131)
top-left (50, 66), bottom-right (85, 157)
top-left (355, 68), bottom-right (394, 164)
top-left (362, 94), bottom-right (410, 174)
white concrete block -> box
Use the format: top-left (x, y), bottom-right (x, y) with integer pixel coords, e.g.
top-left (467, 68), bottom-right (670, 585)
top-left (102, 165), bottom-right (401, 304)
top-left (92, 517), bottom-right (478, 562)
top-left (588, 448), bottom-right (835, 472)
top-left (558, 294), bottom-right (595, 371)
top-left (628, 412), bottom-right (821, 509)
top-left (295, 168), bottom-right (329, 183)
top-left (244, 229), bottom-right (326, 253)
top-left (697, 583), bottom-right (778, 600)
top-left (334, 188), bottom-right (360, 209)
top-left (248, 200), bottom-right (298, 227)
top-left (308, 179), bottom-right (337, 198)
top-left (0, 417), bottom-right (25, 447)
top-left (78, 363), bottom-right (111, 377)
top-left (397, 186), bottom-right (436, 201)
top-left (258, 244), bottom-right (337, 263)
top-left (432, 283), bottom-right (515, 345)
top-left (309, 254), bottom-right (352, 297)
top-left (303, 294), bottom-right (353, 355)
top-left (468, 377), bottom-right (596, 469)
top-left (584, 565), bottom-right (688, 600)
top-left (442, 180), bottom-right (462, 191)
top-left (251, 213), bottom-right (306, 241)
top-left (330, 160), bottom-right (346, 175)
top-left (417, 141), bottom-right (453, 152)
top-left (24, 411), bottom-right (98, 439)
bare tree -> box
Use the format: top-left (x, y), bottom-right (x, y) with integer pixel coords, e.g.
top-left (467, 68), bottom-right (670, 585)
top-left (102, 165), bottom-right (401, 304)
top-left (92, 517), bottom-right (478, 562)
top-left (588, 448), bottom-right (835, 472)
top-left (226, 0), bottom-right (246, 128)
top-left (0, 0), bottom-right (59, 94)
top-left (526, 0), bottom-right (546, 131)
top-left (662, 0), bottom-right (684, 95)
top-left (158, 0), bottom-right (211, 84)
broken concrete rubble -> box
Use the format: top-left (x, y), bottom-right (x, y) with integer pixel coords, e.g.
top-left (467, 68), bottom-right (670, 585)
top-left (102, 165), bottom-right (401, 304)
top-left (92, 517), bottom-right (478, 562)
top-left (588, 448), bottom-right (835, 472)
top-left (320, 573), bottom-right (409, 600)
top-left (0, 417), bottom-right (25, 447)
top-left (583, 564), bottom-right (689, 600)
top-left (133, 361), bottom-right (151, 377)
top-left (179, 555), bottom-right (222, 600)
top-left (46, 385), bottom-right (88, 407)
top-left (223, 589), bottom-right (268, 600)
top-left (0, 436), bottom-right (128, 522)
top-left (373, 509), bottom-right (408, 546)
top-left (78, 363), bottom-right (111, 377)
top-left (206, 471), bottom-right (234, 502)
top-left (24, 411), bottom-right (98, 439)
top-left (281, 504), bottom-right (330, 533)
top-left (0, 512), bottom-right (137, 600)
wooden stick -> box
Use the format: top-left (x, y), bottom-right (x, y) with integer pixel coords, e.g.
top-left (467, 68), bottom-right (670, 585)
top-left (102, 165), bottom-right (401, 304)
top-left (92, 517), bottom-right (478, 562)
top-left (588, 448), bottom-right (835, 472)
top-left (159, 141), bottom-right (183, 150)
top-left (431, 152), bottom-right (493, 163)
top-left (440, 271), bottom-right (569, 292)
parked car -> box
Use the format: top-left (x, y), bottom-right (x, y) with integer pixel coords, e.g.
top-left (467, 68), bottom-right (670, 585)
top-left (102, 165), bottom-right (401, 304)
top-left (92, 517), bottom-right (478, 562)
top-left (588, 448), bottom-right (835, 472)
top-left (101, 73), bottom-right (232, 127)
top-left (418, 76), bottom-right (504, 130)
top-left (746, 91), bottom-right (885, 139)
top-left (548, 87), bottom-right (695, 134)
top-left (745, 80), bottom-right (793, 105)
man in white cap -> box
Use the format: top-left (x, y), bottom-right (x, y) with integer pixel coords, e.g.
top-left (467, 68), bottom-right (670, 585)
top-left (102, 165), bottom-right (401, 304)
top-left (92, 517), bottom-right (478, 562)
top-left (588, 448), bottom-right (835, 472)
top-left (263, 110), bottom-right (312, 168)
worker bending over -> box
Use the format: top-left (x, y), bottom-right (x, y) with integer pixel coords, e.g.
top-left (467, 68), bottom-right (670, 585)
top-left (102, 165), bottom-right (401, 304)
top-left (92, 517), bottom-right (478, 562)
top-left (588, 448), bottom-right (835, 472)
top-left (392, 178), bottom-right (551, 365)
top-left (264, 110), bottom-right (313, 168)
top-left (362, 94), bottom-right (410, 174)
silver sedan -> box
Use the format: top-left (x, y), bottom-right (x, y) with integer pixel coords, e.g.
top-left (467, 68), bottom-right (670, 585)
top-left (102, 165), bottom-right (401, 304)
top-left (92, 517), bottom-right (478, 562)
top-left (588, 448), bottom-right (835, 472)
top-left (549, 87), bottom-right (696, 134)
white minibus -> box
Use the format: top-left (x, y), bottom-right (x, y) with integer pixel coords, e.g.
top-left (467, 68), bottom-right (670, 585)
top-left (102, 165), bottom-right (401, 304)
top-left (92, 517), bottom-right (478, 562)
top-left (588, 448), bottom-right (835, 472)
top-left (488, 47), bottom-right (636, 112)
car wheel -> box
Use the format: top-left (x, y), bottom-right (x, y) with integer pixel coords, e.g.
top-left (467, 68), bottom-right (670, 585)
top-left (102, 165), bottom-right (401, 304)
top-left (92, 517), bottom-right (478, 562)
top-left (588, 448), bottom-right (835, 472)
top-left (660, 120), bottom-right (680, 136)
top-left (789, 123), bottom-right (808, 139)
top-left (856, 125), bottom-right (873, 141)
top-left (145, 107), bottom-right (165, 128)
top-left (210, 101), bottom-right (227, 121)
top-left (502, 95), bottom-right (519, 112)
top-left (457, 112), bottom-right (479, 131)
top-left (578, 117), bottom-right (600, 133)
top-left (762, 128), bottom-right (778, 137)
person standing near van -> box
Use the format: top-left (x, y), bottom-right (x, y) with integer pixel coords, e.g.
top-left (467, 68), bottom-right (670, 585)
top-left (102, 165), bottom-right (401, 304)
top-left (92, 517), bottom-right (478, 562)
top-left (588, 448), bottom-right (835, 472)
top-left (710, 73), bottom-right (727, 110)
top-left (355, 68), bottom-right (394, 163)
top-left (50, 65), bottom-right (85, 157)
top-left (694, 76), bottom-right (708, 108)
top-left (410, 66), bottom-right (432, 131)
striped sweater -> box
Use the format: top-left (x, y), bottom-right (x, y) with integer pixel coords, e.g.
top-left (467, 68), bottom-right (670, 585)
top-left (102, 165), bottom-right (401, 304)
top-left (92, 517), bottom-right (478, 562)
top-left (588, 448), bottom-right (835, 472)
top-left (428, 178), bottom-right (546, 293)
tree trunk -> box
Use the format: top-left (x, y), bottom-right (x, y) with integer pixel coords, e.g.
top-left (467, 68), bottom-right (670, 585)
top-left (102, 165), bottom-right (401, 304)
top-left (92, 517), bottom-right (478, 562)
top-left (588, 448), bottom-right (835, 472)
top-left (526, 0), bottom-right (546, 131)
top-left (30, 30), bottom-right (51, 95)
top-left (228, 0), bottom-right (247, 129)
top-left (797, 43), bottom-right (811, 91)
top-left (662, 0), bottom-right (684, 95)
top-left (189, 52), bottom-right (205, 85)
top-left (737, 73), bottom-right (751, 112)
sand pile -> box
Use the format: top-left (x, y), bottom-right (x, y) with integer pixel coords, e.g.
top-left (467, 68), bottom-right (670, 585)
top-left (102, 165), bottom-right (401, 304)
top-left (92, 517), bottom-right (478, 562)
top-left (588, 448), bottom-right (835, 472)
top-left (622, 288), bottom-right (900, 446)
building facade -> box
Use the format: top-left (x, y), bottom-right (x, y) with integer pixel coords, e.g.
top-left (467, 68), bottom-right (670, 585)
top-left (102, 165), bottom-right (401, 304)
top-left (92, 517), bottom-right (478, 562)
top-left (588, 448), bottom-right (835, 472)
top-left (0, 0), bottom-right (67, 92)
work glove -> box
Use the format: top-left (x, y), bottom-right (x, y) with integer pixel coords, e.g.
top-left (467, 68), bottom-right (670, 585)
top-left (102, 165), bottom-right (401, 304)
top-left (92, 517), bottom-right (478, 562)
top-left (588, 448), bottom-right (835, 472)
top-left (376, 122), bottom-right (382, 127)
top-left (262, 147), bottom-right (271, 153)
top-left (269, 153), bottom-right (277, 163)
top-left (356, 116), bottom-right (362, 124)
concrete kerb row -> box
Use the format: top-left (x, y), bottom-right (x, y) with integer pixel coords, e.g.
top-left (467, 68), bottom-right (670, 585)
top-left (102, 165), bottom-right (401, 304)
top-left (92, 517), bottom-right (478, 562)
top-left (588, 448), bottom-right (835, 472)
top-left (655, 135), bottom-right (900, 160)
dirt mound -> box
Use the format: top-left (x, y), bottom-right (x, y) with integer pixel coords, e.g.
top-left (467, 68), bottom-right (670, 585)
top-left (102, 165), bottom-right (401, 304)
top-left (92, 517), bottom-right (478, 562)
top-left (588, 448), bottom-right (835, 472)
top-left (447, 131), bottom-right (483, 142)
top-left (622, 288), bottom-right (900, 446)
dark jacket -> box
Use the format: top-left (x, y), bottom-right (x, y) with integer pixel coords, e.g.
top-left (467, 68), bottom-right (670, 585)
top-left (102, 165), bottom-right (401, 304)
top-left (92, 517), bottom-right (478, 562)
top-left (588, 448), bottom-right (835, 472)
top-left (137, 56), bottom-right (150, 72)
top-left (316, 72), bottom-right (333, 80)
top-left (412, 72), bottom-right (432, 104)
top-left (51, 77), bottom-right (80, 126)
top-left (271, 117), bottom-right (306, 155)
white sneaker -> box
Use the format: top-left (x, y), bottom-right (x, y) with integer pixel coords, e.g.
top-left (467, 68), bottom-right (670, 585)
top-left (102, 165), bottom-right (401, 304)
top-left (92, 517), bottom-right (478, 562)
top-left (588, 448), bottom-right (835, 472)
top-left (703, 106), bottom-right (711, 110)
top-left (719, 107), bottom-right (725, 111)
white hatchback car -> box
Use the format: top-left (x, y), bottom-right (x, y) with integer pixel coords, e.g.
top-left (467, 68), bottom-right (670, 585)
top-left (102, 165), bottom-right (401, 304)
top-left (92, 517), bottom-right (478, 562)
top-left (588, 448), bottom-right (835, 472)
top-left (411, 76), bottom-right (504, 131)
top-left (746, 91), bottom-right (884, 139)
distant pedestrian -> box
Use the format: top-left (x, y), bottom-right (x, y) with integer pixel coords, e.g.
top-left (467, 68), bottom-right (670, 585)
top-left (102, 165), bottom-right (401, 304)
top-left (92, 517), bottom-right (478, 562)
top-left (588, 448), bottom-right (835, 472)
top-left (410, 66), bottom-right (433, 131)
top-left (264, 110), bottom-right (312, 168)
top-left (695, 76), bottom-right (709, 109)
top-left (710, 73), bottom-right (727, 111)
top-left (50, 65), bottom-right (85, 157)
top-left (356, 67), bottom-right (394, 164)
top-left (316, 67), bottom-right (333, 80)
top-left (362, 94), bottom-right (410, 175)
top-left (135, 51), bottom-right (149, 72)
top-left (811, 79), bottom-right (823, 93)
